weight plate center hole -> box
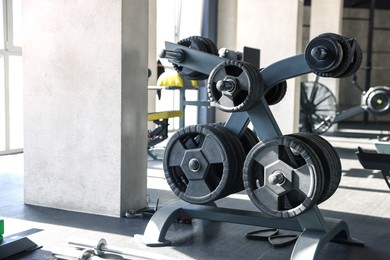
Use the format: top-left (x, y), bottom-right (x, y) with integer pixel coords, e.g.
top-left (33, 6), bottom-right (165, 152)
top-left (268, 171), bottom-right (286, 185)
top-left (311, 46), bottom-right (328, 60)
top-left (216, 78), bottom-right (236, 94)
top-left (188, 158), bottom-right (201, 172)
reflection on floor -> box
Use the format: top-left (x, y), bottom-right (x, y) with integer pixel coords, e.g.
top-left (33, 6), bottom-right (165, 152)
top-left (1, 134), bottom-right (390, 260)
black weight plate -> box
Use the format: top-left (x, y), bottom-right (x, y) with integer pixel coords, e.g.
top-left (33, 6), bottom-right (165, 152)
top-left (315, 33), bottom-right (352, 78)
top-left (198, 124), bottom-right (239, 199)
top-left (305, 36), bottom-right (343, 73)
top-left (288, 133), bottom-right (341, 203)
top-left (197, 36), bottom-right (218, 56)
top-left (239, 127), bottom-right (259, 155)
top-left (172, 36), bottom-right (210, 80)
top-left (209, 124), bottom-right (246, 194)
top-left (243, 136), bottom-right (325, 218)
top-left (265, 81), bottom-right (287, 105)
top-left (208, 60), bottom-right (264, 112)
top-left (309, 134), bottom-right (342, 202)
top-left (336, 38), bottom-right (363, 78)
top-left (212, 123), bottom-right (258, 156)
top-left (163, 124), bottom-right (236, 204)
top-left (246, 60), bottom-right (264, 105)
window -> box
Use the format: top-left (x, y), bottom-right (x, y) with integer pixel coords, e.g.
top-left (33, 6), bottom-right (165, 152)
top-left (0, 0), bottom-right (23, 154)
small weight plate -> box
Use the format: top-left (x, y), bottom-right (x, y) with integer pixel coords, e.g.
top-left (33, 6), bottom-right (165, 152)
top-left (335, 38), bottom-right (363, 78)
top-left (207, 60), bottom-right (264, 112)
top-left (305, 36), bottom-right (343, 73)
top-left (305, 33), bottom-right (356, 78)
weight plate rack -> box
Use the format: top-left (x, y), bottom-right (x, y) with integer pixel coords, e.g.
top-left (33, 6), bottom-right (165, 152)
top-left (135, 34), bottom-right (365, 260)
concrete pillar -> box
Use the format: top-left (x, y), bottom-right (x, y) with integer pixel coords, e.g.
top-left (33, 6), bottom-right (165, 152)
top-left (148, 0), bottom-right (157, 129)
top-left (309, 0), bottom-right (344, 131)
top-left (23, 0), bottom-right (148, 217)
top-left (236, 0), bottom-right (304, 134)
top-left (216, 0), bottom-right (238, 123)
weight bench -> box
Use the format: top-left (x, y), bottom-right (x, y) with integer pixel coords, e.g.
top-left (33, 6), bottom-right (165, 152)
top-left (157, 71), bottom-right (209, 128)
top-left (147, 71), bottom-right (189, 159)
top-left (356, 146), bottom-right (390, 189)
top-left (147, 110), bottom-right (182, 160)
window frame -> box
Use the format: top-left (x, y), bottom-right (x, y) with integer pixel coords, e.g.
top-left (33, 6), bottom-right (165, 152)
top-left (0, 0), bottom-right (23, 155)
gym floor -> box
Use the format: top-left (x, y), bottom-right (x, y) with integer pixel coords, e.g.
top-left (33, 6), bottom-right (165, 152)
top-left (1, 130), bottom-right (390, 260)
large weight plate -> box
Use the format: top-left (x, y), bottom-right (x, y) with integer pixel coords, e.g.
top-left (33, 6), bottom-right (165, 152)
top-left (289, 133), bottom-right (342, 203)
top-left (211, 124), bottom-right (246, 194)
top-left (243, 136), bottom-right (325, 218)
top-left (163, 125), bottom-right (237, 204)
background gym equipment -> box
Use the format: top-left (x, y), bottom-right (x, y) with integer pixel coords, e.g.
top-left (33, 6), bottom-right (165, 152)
top-left (148, 111), bottom-right (182, 147)
top-left (0, 228), bottom-right (42, 259)
top-left (300, 75), bottom-right (390, 134)
top-left (147, 67), bottom-right (183, 160)
top-left (157, 70), bottom-right (209, 129)
top-left (136, 34), bottom-right (365, 259)
top-left (0, 219), bottom-right (3, 243)
top-left (357, 146), bottom-right (390, 189)
top-left (52, 238), bottom-right (176, 260)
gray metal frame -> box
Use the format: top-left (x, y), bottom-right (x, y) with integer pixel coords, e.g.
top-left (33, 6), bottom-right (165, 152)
top-left (138, 41), bottom-right (365, 260)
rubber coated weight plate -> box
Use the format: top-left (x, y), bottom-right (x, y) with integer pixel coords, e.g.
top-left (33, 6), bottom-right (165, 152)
top-left (163, 125), bottom-right (237, 204)
top-left (308, 134), bottom-right (341, 202)
top-left (265, 81), bottom-right (287, 106)
top-left (211, 124), bottom-right (246, 193)
top-left (212, 123), bottom-right (258, 158)
top-left (243, 136), bottom-right (325, 218)
top-left (288, 133), bottom-right (341, 203)
top-left (305, 33), bottom-right (354, 78)
top-left (172, 36), bottom-right (211, 80)
top-left (239, 127), bottom-right (259, 155)
top-left (305, 36), bottom-right (343, 73)
top-left (336, 38), bottom-right (362, 78)
top-left (197, 36), bottom-right (218, 56)
top-left (325, 34), bottom-right (353, 78)
top-left (208, 60), bottom-right (264, 112)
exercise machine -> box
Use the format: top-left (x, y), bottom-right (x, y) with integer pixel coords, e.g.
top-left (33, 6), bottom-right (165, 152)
top-left (300, 75), bottom-right (390, 134)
